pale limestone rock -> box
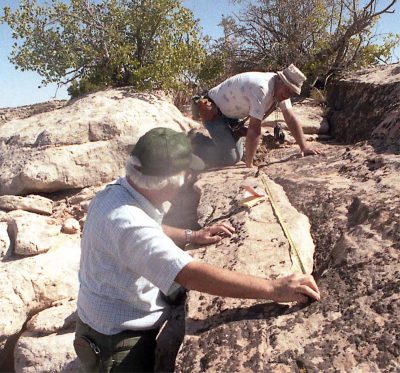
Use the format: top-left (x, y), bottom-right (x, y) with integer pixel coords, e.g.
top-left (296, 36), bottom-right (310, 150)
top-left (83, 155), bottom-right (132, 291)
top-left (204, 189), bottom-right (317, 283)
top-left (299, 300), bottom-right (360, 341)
top-left (14, 301), bottom-right (85, 373)
top-left (0, 222), bottom-right (10, 258)
top-left (62, 218), bottom-right (80, 234)
top-left (14, 332), bottom-right (79, 373)
top-left (0, 89), bottom-right (199, 196)
top-left (0, 195), bottom-right (53, 215)
top-left (0, 209), bottom-right (23, 224)
top-left (8, 211), bottom-right (62, 256)
top-left (67, 186), bottom-right (100, 205)
top-left (328, 63), bottom-right (400, 147)
top-left (177, 167), bottom-right (315, 372)
top-left (176, 138), bottom-right (400, 372)
top-left (262, 100), bottom-right (329, 135)
top-left (0, 141), bottom-right (126, 196)
top-left (0, 100), bottom-right (66, 125)
top-left (0, 238), bottom-right (80, 361)
top-left (25, 300), bottom-right (76, 335)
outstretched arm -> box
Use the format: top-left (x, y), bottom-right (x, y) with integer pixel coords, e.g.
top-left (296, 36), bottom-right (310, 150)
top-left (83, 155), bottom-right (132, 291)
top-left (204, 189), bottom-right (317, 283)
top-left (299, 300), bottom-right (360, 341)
top-left (282, 108), bottom-right (321, 156)
top-left (176, 261), bottom-right (321, 303)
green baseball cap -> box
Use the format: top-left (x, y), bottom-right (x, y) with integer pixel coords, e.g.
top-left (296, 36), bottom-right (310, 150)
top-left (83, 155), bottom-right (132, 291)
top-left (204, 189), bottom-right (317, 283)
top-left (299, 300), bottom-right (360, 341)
top-left (131, 127), bottom-right (205, 176)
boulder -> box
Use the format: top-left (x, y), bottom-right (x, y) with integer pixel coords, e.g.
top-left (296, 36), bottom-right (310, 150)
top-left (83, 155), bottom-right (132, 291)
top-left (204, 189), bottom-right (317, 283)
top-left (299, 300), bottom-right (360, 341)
top-left (327, 63), bottom-right (400, 149)
top-left (7, 211), bottom-right (63, 256)
top-left (14, 300), bottom-right (78, 373)
top-left (0, 100), bottom-right (66, 125)
top-left (0, 222), bottom-right (10, 258)
top-left (0, 195), bottom-right (53, 215)
top-left (0, 89), bottom-right (199, 196)
top-left (0, 237), bottom-right (80, 366)
top-left (62, 218), bottom-right (80, 234)
top-left (14, 332), bottom-right (79, 373)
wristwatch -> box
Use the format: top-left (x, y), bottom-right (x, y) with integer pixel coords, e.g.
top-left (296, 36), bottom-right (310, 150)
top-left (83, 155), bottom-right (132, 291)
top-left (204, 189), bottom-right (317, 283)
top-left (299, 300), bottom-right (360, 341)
top-left (185, 229), bottom-right (193, 244)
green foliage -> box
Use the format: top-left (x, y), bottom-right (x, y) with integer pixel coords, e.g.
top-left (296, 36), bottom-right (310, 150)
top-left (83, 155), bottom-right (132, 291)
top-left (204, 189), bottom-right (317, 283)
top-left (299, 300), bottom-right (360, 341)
top-left (196, 50), bottom-right (227, 89)
top-left (1, 0), bottom-right (206, 97)
top-left (216, 0), bottom-right (399, 86)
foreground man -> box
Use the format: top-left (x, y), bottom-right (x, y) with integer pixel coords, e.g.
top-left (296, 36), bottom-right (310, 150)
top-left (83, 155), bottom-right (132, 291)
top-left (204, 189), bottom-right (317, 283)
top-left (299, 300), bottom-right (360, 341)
top-left (192, 64), bottom-right (321, 168)
top-left (74, 127), bottom-right (321, 372)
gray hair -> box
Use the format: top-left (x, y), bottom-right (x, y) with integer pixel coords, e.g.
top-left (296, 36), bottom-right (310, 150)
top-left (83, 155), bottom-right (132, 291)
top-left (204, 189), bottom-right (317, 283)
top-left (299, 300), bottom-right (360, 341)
top-left (125, 155), bottom-right (185, 191)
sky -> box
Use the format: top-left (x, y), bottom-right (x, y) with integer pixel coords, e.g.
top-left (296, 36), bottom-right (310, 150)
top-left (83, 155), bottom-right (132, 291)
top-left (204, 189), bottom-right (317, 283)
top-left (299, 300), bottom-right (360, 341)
top-left (0, 0), bottom-right (399, 108)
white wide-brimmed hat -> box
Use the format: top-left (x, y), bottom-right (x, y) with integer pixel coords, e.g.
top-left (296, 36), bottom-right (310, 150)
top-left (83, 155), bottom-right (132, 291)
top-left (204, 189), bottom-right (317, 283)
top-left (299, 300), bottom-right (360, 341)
top-left (277, 64), bottom-right (307, 95)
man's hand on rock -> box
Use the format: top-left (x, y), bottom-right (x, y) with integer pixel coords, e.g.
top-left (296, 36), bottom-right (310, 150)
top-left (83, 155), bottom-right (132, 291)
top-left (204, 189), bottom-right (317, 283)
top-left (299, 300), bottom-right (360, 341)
top-left (193, 223), bottom-right (235, 244)
top-left (270, 273), bottom-right (321, 303)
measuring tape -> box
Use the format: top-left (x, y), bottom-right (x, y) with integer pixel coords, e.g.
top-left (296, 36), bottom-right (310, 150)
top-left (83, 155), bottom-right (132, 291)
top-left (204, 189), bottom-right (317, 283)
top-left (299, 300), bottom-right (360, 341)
top-left (260, 174), bottom-right (307, 274)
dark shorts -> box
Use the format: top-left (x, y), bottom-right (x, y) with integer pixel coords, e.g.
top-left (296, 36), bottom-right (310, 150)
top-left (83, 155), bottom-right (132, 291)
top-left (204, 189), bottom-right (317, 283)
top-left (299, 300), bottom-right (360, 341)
top-left (74, 316), bottom-right (159, 373)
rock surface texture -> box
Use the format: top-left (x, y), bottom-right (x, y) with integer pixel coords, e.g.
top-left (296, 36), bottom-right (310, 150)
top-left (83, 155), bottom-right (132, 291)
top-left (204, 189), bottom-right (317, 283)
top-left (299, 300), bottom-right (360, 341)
top-left (14, 300), bottom-right (78, 373)
top-left (0, 65), bottom-right (399, 372)
top-left (0, 100), bottom-right (67, 125)
top-left (176, 141), bottom-right (400, 372)
top-left (328, 63), bottom-right (400, 150)
top-left (262, 98), bottom-right (329, 135)
top-left (175, 168), bottom-right (316, 372)
top-left (0, 89), bottom-right (198, 196)
top-left (175, 64), bottom-right (400, 372)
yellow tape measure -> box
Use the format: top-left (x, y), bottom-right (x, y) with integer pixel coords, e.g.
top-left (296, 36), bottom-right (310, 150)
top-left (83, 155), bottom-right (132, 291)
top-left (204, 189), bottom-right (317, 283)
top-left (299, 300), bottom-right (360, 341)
top-left (260, 174), bottom-right (307, 274)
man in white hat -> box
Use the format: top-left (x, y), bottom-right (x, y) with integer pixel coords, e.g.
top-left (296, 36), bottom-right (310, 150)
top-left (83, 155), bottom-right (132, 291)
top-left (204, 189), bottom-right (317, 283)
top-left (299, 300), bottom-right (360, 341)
top-left (192, 64), bottom-right (321, 168)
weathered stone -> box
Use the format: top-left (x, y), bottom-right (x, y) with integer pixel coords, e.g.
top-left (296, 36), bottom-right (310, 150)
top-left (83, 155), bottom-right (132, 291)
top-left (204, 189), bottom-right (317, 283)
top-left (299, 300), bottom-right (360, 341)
top-left (0, 195), bottom-right (53, 215)
top-left (67, 186), bottom-right (99, 205)
top-left (0, 89), bottom-right (199, 196)
top-left (1, 72), bottom-right (398, 372)
top-left (14, 332), bottom-right (78, 373)
top-left (0, 222), bottom-right (10, 258)
top-left (327, 63), bottom-right (400, 149)
top-left (262, 99), bottom-right (330, 135)
top-left (0, 238), bottom-right (80, 365)
top-left (16, 300), bottom-right (77, 372)
top-left (25, 300), bottom-right (76, 335)
top-left (0, 100), bottom-right (66, 125)
top-left (8, 211), bottom-right (62, 255)
top-left (62, 218), bottom-right (80, 234)
top-left (175, 140), bottom-right (399, 372)
top-left (176, 167), bottom-right (316, 371)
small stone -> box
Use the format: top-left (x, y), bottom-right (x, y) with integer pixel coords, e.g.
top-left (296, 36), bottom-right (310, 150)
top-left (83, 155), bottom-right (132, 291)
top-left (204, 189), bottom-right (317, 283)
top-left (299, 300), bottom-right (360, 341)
top-left (62, 218), bottom-right (80, 234)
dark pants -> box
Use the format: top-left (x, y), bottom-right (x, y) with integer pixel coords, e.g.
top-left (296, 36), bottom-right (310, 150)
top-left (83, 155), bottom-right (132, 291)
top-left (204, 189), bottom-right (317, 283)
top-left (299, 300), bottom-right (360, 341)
top-left (191, 116), bottom-right (244, 167)
top-left (74, 316), bottom-right (158, 373)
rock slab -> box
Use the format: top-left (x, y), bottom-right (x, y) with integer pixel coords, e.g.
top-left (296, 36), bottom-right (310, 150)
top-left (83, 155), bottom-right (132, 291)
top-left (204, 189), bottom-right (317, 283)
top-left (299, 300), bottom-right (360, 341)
top-left (0, 89), bottom-right (198, 196)
top-left (176, 167), bottom-right (316, 372)
top-left (327, 63), bottom-right (400, 150)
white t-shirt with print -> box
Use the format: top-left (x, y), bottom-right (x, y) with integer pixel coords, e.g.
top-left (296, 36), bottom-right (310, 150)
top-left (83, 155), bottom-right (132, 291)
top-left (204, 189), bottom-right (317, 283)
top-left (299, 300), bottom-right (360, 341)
top-left (208, 72), bottom-right (292, 121)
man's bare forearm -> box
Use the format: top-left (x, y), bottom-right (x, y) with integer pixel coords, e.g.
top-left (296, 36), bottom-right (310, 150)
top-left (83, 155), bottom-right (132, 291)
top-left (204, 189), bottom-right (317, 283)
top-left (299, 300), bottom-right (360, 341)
top-left (175, 261), bottom-right (321, 302)
top-left (282, 109), bottom-right (307, 151)
top-left (176, 261), bottom-right (273, 299)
